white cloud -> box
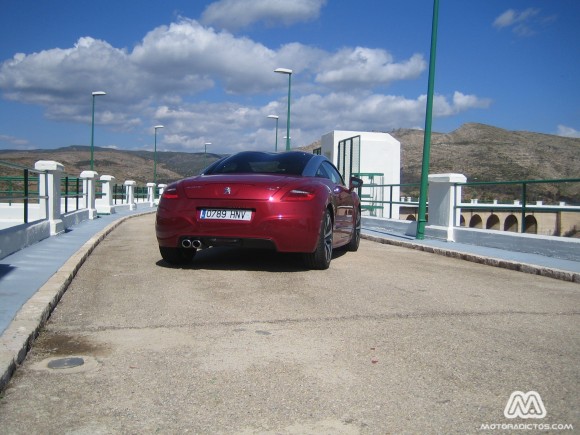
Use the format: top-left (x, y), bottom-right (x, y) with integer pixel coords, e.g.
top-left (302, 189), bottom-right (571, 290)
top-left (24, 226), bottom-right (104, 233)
top-left (492, 8), bottom-right (545, 37)
top-left (493, 9), bottom-right (517, 28)
top-left (0, 134), bottom-right (30, 147)
top-left (556, 125), bottom-right (580, 138)
top-left (201, 0), bottom-right (326, 31)
top-left (148, 90), bottom-right (492, 153)
top-left (131, 19), bottom-right (282, 94)
top-left (0, 17), bottom-right (492, 154)
top-left (0, 37), bottom-right (135, 103)
top-left (315, 48), bottom-right (426, 88)
top-left (450, 91), bottom-right (492, 112)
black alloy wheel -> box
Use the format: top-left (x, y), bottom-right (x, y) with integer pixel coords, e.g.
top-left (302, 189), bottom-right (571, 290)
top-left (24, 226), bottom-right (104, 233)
top-left (303, 209), bottom-right (333, 270)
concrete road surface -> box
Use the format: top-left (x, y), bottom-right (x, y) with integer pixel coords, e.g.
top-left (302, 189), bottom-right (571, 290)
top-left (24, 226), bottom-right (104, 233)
top-left (0, 213), bottom-right (578, 434)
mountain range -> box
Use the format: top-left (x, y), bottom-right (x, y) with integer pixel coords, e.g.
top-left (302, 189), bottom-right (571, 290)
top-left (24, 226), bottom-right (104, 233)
top-left (1, 123), bottom-right (578, 202)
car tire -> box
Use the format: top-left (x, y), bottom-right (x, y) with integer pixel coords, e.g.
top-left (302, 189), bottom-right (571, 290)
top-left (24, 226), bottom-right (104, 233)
top-left (159, 246), bottom-right (196, 265)
top-left (303, 209), bottom-right (333, 270)
top-left (345, 209), bottom-right (361, 252)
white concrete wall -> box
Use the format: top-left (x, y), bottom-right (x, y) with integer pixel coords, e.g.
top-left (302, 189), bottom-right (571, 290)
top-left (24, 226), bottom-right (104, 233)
top-left (0, 160), bottom-right (157, 259)
top-left (363, 216), bottom-right (580, 262)
top-left (0, 220), bottom-right (51, 260)
top-left (321, 131), bottom-right (401, 218)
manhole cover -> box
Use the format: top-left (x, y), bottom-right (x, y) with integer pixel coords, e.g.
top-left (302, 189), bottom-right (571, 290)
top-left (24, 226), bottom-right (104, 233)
top-left (47, 357), bottom-right (85, 369)
top-left (32, 356), bottom-right (98, 373)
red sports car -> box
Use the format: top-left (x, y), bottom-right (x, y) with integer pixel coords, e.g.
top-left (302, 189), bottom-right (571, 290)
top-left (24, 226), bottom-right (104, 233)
top-left (155, 151), bottom-right (363, 269)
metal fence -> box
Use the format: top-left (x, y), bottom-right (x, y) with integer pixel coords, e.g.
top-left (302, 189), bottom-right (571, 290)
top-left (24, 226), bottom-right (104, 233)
top-left (1, 160), bottom-right (152, 225)
top-left (454, 178), bottom-right (580, 234)
top-left (61, 176), bottom-right (83, 213)
top-left (0, 161), bottom-right (43, 223)
top-left (357, 177), bottom-right (580, 236)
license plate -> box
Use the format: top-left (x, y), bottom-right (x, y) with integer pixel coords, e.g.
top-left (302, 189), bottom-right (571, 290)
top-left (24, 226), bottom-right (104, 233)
top-left (200, 209), bottom-right (252, 221)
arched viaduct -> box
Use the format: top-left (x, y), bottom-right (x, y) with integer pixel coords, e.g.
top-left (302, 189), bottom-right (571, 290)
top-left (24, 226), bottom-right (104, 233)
top-left (401, 207), bottom-right (579, 237)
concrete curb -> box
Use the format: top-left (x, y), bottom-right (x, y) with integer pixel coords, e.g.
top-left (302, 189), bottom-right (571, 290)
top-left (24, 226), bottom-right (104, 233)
top-left (0, 211), bottom-right (155, 392)
top-left (361, 234), bottom-right (580, 284)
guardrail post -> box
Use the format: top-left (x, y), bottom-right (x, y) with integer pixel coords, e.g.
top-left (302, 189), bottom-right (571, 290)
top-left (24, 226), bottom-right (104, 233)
top-left (427, 173), bottom-right (467, 241)
top-left (98, 175), bottom-right (116, 214)
top-left (147, 183), bottom-right (156, 207)
top-left (34, 160), bottom-right (65, 235)
top-left (124, 180), bottom-right (136, 210)
top-left (23, 169), bottom-right (29, 223)
top-left (80, 170), bottom-right (99, 219)
top-left (158, 184), bottom-right (167, 198)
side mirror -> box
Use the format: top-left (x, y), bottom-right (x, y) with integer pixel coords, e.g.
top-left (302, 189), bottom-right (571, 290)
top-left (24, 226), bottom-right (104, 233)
top-left (349, 176), bottom-right (363, 191)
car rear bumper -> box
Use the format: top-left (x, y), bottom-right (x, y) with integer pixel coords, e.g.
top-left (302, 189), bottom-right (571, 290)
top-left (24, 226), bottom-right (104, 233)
top-left (156, 200), bottom-right (324, 253)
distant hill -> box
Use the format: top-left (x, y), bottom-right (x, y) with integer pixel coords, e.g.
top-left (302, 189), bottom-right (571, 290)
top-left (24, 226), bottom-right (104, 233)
top-left (0, 145), bottom-right (224, 186)
top-left (391, 123), bottom-right (579, 183)
top-left (1, 123), bottom-right (578, 201)
top-left (389, 123), bottom-right (580, 202)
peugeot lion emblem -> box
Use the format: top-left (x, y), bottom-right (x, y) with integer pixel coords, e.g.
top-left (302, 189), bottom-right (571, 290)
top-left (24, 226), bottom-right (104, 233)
top-left (224, 187), bottom-right (232, 195)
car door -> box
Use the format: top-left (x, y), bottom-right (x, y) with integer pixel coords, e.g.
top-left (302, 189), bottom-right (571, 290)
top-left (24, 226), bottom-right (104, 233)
top-left (319, 161), bottom-right (354, 244)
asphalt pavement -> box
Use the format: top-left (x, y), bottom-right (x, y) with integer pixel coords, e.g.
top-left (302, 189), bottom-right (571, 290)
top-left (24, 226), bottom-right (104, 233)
top-left (0, 213), bottom-right (578, 433)
top-left (0, 210), bottom-right (578, 393)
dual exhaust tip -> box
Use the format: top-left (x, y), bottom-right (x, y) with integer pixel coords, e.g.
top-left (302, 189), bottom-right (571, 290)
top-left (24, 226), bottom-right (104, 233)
top-left (181, 238), bottom-right (203, 249)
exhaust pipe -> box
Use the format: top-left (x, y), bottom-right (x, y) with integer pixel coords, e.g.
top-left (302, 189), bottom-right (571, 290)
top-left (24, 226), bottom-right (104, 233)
top-left (181, 239), bottom-right (192, 249)
top-left (181, 238), bottom-right (203, 249)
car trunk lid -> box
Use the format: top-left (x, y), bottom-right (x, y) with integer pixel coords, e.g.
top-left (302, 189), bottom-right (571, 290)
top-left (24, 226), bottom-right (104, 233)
top-left (182, 174), bottom-right (295, 200)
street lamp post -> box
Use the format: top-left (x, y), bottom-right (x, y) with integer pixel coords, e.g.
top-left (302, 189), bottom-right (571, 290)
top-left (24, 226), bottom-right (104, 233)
top-left (274, 68), bottom-right (292, 151)
top-left (267, 115), bottom-right (279, 152)
top-left (90, 91), bottom-right (106, 171)
top-left (416, 0), bottom-right (440, 240)
top-left (203, 142), bottom-right (212, 171)
top-left (153, 125), bottom-right (164, 185)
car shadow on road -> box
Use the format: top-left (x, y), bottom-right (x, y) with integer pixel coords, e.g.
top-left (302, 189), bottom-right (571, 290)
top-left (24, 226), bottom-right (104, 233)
top-left (155, 246), bottom-right (347, 272)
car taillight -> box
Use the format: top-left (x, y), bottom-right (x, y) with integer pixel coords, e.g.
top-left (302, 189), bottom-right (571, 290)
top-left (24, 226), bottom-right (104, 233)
top-left (282, 188), bottom-right (316, 201)
top-left (162, 188), bottom-right (180, 199)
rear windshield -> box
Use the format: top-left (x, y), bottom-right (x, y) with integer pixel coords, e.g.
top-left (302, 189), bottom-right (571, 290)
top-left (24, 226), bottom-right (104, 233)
top-left (206, 152), bottom-right (312, 176)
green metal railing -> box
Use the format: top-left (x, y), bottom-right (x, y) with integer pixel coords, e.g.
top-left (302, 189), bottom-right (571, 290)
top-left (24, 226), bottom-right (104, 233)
top-left (354, 173), bottom-right (420, 219)
top-left (357, 177), bottom-right (580, 236)
top-left (454, 178), bottom-right (580, 233)
top-left (135, 186), bottom-right (148, 201)
top-left (2, 160), bottom-right (153, 226)
top-left (61, 176), bottom-right (82, 213)
top-left (0, 161), bottom-right (43, 223)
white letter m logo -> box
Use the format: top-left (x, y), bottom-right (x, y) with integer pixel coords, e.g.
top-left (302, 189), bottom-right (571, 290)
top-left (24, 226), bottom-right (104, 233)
top-left (504, 391), bottom-right (547, 419)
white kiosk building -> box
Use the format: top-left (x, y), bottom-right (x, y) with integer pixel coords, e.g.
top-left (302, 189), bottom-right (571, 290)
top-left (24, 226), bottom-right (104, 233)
top-left (320, 131), bottom-right (401, 219)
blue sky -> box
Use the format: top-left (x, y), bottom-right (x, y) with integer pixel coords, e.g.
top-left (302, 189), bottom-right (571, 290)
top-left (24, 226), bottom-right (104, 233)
top-left (0, 0), bottom-right (578, 155)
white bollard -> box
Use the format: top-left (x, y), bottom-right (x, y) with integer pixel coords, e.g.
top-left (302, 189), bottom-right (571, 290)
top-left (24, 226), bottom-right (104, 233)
top-left (158, 184), bottom-right (168, 198)
top-left (427, 173), bottom-right (467, 241)
top-left (124, 180), bottom-right (137, 210)
top-left (98, 175), bottom-right (116, 214)
top-left (34, 160), bottom-right (65, 235)
top-left (80, 170), bottom-right (99, 219)
top-left (147, 183), bottom-right (156, 207)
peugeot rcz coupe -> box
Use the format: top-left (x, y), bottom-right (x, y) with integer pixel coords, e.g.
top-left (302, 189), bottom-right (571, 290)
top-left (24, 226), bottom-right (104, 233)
top-left (155, 151), bottom-right (363, 269)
